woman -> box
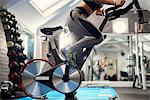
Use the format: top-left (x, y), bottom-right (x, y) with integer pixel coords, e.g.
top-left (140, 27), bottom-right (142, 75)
top-left (63, 0), bottom-right (125, 69)
top-left (64, 0), bottom-right (125, 99)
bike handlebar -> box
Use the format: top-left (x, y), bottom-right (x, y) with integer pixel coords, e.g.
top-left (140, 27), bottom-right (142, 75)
top-left (99, 0), bottom-right (144, 31)
top-left (133, 0), bottom-right (144, 24)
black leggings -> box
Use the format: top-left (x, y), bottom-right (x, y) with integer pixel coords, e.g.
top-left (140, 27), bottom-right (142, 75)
top-left (65, 7), bottom-right (103, 52)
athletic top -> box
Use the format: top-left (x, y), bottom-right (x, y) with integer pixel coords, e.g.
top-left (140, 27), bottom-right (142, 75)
top-left (83, 0), bottom-right (103, 10)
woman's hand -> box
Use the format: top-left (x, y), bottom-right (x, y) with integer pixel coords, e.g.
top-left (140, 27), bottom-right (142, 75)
top-left (96, 8), bottom-right (104, 16)
top-left (113, 0), bottom-right (125, 7)
top-left (137, 24), bottom-right (143, 33)
top-left (95, 0), bottom-right (126, 7)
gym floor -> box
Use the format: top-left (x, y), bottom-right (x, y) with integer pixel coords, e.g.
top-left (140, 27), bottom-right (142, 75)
top-left (115, 87), bottom-right (150, 100)
top-left (1, 87), bottom-right (149, 100)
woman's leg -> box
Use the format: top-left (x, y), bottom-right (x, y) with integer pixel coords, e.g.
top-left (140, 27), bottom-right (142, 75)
top-left (64, 7), bottom-right (104, 68)
top-left (65, 7), bottom-right (103, 51)
top-left (69, 35), bottom-right (103, 53)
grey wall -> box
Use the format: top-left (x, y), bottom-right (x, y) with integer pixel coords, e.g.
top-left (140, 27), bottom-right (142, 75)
top-left (0, 18), bottom-right (9, 83)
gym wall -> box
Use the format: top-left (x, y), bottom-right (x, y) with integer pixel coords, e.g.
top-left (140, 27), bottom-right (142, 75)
top-left (0, 18), bottom-right (9, 84)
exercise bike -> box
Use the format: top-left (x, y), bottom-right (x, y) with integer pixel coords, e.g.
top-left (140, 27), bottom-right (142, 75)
top-left (19, 0), bottom-right (145, 99)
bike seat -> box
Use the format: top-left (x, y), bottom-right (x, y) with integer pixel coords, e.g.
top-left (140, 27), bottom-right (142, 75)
top-left (40, 26), bottom-right (63, 35)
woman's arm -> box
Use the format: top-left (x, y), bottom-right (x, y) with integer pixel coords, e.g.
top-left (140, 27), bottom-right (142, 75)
top-left (80, 0), bottom-right (125, 16)
top-left (95, 0), bottom-right (125, 6)
top-left (80, 1), bottom-right (94, 15)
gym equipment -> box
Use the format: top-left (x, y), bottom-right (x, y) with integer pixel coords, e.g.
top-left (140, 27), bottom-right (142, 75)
top-left (0, 10), bottom-right (10, 86)
top-left (9, 72), bottom-right (19, 82)
top-left (0, 81), bottom-right (15, 98)
top-left (0, 10), bottom-right (10, 19)
top-left (1, 9), bottom-right (27, 92)
top-left (9, 61), bottom-right (19, 71)
top-left (3, 24), bottom-right (11, 30)
top-left (1, 17), bottom-right (9, 23)
top-left (19, 0), bottom-right (144, 99)
top-left (40, 26), bottom-right (63, 35)
top-left (7, 41), bottom-right (14, 47)
top-left (8, 61), bottom-right (22, 73)
top-left (16, 39), bottom-right (23, 45)
top-left (7, 50), bottom-right (16, 58)
top-left (7, 46), bottom-right (27, 61)
top-left (8, 44), bottom-right (24, 53)
top-left (0, 10), bottom-right (15, 22)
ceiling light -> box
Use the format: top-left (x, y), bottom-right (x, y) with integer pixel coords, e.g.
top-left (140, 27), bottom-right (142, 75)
top-left (112, 18), bottom-right (129, 33)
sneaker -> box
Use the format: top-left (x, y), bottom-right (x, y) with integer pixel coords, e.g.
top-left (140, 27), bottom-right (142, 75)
top-left (61, 48), bottom-right (77, 68)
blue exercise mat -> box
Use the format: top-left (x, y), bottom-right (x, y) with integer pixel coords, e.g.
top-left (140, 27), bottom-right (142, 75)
top-left (17, 87), bottom-right (118, 100)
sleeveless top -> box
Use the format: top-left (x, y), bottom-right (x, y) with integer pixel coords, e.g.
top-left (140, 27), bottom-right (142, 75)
top-left (83, 0), bottom-right (103, 10)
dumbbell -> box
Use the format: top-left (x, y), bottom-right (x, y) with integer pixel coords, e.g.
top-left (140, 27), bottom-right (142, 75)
top-left (8, 60), bottom-right (24, 68)
top-left (16, 39), bottom-right (23, 45)
top-left (10, 14), bottom-right (15, 21)
top-left (0, 11), bottom-right (15, 22)
top-left (10, 68), bottom-right (22, 74)
top-left (1, 17), bottom-right (9, 23)
top-left (1, 18), bottom-right (13, 24)
top-left (10, 52), bottom-right (26, 59)
top-left (8, 61), bottom-right (21, 73)
top-left (10, 46), bottom-right (24, 54)
top-left (2, 20), bottom-right (17, 29)
top-left (10, 35), bottom-right (18, 43)
top-left (14, 31), bottom-right (21, 37)
top-left (3, 24), bottom-right (11, 30)
top-left (1, 20), bottom-right (17, 33)
top-left (6, 34), bottom-right (14, 42)
top-left (7, 50), bottom-right (16, 58)
top-left (1, 11), bottom-right (17, 24)
top-left (1, 15), bottom-right (12, 25)
top-left (5, 12), bottom-right (12, 18)
top-left (9, 72), bottom-right (19, 83)
top-left (9, 73), bottom-right (19, 85)
top-left (15, 43), bottom-right (24, 48)
top-left (3, 24), bottom-right (18, 31)
top-left (17, 53), bottom-right (27, 62)
top-left (8, 43), bottom-right (20, 48)
top-left (7, 41), bottom-right (14, 47)
top-left (5, 27), bottom-right (16, 34)
top-left (7, 50), bottom-right (25, 60)
top-left (8, 61), bottom-right (18, 69)
top-left (5, 32), bottom-right (20, 42)
top-left (19, 62), bottom-right (24, 67)
top-left (8, 52), bottom-right (27, 63)
top-left (3, 11), bottom-right (14, 19)
top-left (0, 81), bottom-right (15, 98)
top-left (0, 9), bottom-right (8, 17)
top-left (8, 45), bottom-right (25, 53)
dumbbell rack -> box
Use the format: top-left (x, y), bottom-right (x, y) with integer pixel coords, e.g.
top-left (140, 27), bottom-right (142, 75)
top-left (0, 9), bottom-right (27, 91)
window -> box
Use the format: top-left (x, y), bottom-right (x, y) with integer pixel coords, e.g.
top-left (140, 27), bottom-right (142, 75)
top-left (29, 0), bottom-right (71, 17)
